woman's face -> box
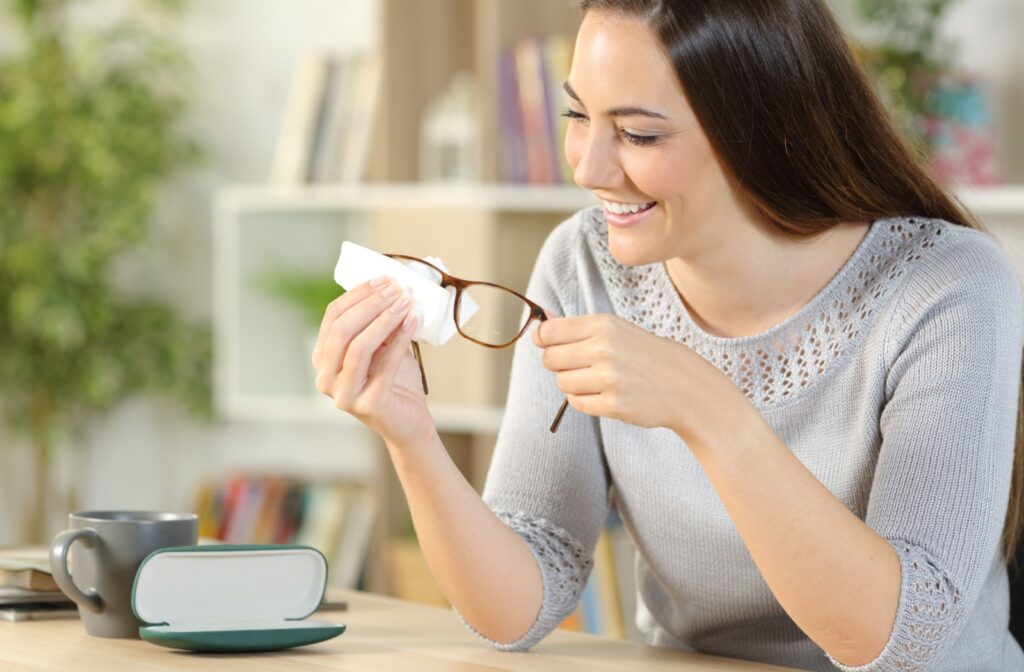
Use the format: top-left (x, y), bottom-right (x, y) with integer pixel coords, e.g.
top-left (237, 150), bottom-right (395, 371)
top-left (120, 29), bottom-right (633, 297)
top-left (565, 11), bottom-right (742, 266)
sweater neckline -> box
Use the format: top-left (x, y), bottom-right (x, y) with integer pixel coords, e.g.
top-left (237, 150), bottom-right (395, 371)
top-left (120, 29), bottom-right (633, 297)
top-left (652, 219), bottom-right (884, 349)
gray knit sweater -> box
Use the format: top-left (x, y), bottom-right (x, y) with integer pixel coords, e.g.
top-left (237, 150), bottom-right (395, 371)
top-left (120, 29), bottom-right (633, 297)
top-left (467, 206), bottom-right (1024, 671)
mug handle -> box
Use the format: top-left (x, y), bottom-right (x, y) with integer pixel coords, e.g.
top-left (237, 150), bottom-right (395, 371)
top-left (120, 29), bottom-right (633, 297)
top-left (49, 528), bottom-right (104, 613)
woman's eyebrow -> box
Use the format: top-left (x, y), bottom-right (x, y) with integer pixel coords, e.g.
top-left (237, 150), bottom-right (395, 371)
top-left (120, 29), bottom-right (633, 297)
top-left (563, 81), bottom-right (670, 120)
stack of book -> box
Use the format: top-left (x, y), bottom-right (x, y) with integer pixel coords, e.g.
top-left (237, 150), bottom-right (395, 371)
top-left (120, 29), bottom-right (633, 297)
top-left (193, 474), bottom-right (375, 590)
top-left (270, 52), bottom-right (382, 185)
top-left (497, 34), bottom-right (575, 184)
top-left (0, 548), bottom-right (77, 622)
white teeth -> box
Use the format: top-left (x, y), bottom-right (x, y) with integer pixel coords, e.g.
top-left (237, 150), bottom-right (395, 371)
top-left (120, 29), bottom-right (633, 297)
top-left (602, 200), bottom-right (654, 215)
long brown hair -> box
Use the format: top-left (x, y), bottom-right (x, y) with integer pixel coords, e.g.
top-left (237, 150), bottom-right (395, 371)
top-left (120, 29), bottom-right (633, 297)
top-left (580, 0), bottom-right (1024, 565)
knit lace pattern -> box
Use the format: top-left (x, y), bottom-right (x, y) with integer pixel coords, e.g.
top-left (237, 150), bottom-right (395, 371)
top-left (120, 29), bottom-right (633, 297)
top-left (581, 209), bottom-right (946, 411)
top-left (826, 541), bottom-right (964, 672)
top-left (456, 511), bottom-right (592, 651)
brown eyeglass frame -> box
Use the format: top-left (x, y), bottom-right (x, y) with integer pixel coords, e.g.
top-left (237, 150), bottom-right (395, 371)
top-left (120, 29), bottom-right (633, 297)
top-left (385, 254), bottom-right (569, 433)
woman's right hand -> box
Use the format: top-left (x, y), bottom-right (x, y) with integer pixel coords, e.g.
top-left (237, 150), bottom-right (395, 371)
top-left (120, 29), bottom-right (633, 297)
top-left (312, 276), bottom-right (437, 448)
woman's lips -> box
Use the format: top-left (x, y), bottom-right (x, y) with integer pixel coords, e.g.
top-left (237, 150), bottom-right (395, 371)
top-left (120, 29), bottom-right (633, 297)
top-left (604, 201), bottom-right (657, 228)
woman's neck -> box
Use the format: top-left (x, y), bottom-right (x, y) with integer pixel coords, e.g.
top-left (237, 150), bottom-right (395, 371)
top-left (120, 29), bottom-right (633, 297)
top-left (663, 220), bottom-right (871, 339)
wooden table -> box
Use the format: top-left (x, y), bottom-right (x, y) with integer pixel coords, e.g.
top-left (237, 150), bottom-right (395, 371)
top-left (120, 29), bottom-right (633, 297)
top-left (0, 589), bottom-right (801, 671)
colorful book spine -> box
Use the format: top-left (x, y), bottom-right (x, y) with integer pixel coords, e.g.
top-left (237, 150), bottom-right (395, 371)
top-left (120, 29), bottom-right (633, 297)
top-left (499, 34), bottom-right (575, 185)
top-left (194, 475), bottom-right (373, 589)
top-left (514, 38), bottom-right (555, 184)
top-left (497, 49), bottom-right (527, 182)
top-left (543, 34), bottom-right (575, 184)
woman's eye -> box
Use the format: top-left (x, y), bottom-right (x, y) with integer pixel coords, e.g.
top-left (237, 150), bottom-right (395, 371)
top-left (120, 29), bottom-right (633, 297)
top-left (618, 130), bottom-right (659, 146)
top-left (562, 109), bottom-right (659, 147)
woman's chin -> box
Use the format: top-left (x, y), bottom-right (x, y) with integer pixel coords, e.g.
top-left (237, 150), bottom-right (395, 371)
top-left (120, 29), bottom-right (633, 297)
top-left (607, 234), bottom-right (665, 267)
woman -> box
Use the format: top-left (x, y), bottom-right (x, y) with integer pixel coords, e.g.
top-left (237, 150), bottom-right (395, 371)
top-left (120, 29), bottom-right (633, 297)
top-left (311, 1), bottom-right (1024, 669)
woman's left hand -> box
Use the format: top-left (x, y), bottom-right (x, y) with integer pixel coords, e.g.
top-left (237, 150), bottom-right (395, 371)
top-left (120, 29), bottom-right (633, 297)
top-left (534, 313), bottom-right (743, 439)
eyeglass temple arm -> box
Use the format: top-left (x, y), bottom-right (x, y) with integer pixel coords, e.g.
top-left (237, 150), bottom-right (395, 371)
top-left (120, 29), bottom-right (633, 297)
top-left (531, 309), bottom-right (570, 434)
top-left (412, 341), bottom-right (429, 396)
top-left (549, 399), bottom-right (569, 433)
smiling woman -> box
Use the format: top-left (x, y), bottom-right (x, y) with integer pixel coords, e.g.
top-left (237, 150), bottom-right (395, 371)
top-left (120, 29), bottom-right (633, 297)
top-left (310, 1), bottom-right (1024, 671)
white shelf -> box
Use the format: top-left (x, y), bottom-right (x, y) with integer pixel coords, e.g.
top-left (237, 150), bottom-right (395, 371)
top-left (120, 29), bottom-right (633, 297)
top-left (216, 182), bottom-right (1024, 220)
top-left (213, 182), bottom-right (1024, 430)
top-left (218, 183), bottom-right (596, 214)
top-left (220, 394), bottom-right (504, 434)
top-left (957, 185), bottom-right (1024, 217)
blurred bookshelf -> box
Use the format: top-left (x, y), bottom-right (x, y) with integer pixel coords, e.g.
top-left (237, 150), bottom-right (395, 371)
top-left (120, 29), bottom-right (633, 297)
top-left (192, 474), bottom-right (375, 590)
top-left (207, 0), bottom-right (1024, 641)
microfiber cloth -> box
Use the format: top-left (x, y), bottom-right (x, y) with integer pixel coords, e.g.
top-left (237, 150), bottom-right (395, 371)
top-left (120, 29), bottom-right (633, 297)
top-left (334, 241), bottom-right (478, 347)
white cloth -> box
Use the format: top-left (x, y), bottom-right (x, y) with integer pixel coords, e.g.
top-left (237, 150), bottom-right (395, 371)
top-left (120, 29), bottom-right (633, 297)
top-left (334, 241), bottom-right (477, 347)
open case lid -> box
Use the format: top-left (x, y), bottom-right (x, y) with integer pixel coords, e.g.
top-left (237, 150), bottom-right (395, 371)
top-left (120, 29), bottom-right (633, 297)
top-left (129, 544), bottom-right (345, 653)
top-left (133, 544), bottom-right (328, 627)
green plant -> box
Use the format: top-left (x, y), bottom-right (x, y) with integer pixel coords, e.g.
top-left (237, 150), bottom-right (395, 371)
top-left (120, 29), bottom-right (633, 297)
top-left (256, 269), bottom-right (343, 329)
top-left (852, 0), bottom-right (961, 152)
top-left (0, 0), bottom-right (211, 543)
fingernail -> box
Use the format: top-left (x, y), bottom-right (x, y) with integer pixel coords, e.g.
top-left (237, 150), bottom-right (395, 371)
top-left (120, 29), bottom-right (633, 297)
top-left (380, 284), bottom-right (401, 298)
top-left (370, 275), bottom-right (389, 287)
top-left (391, 296), bottom-right (410, 313)
top-left (402, 314), bottom-right (417, 332)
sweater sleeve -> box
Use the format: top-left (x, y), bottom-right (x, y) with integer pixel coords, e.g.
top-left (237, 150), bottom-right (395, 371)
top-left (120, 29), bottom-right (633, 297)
top-left (827, 228), bottom-right (1023, 671)
top-left (460, 214), bottom-right (611, 651)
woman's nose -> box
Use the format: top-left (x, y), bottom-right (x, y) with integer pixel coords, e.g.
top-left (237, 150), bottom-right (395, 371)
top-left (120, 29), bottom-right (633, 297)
top-left (573, 134), bottom-right (623, 191)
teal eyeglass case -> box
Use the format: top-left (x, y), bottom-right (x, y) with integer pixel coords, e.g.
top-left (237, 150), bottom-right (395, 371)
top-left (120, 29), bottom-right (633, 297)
top-left (131, 544), bottom-right (346, 653)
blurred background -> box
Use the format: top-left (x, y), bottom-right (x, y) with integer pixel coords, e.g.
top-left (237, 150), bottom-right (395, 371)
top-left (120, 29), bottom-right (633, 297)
top-left (0, 0), bottom-right (1022, 639)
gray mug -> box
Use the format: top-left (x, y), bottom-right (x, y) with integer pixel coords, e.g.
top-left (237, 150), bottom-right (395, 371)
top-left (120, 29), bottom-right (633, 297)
top-left (49, 511), bottom-right (198, 638)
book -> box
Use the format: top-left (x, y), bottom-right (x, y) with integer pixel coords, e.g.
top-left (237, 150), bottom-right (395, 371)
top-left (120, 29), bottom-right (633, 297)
top-left (498, 34), bottom-right (575, 185)
top-left (298, 54), bottom-right (383, 184)
top-left (193, 476), bottom-right (375, 590)
top-left (593, 528), bottom-right (626, 639)
top-left (0, 547), bottom-right (59, 592)
top-left (608, 513), bottom-right (642, 641)
top-left (270, 51), bottom-right (333, 184)
top-left (330, 486), bottom-right (376, 589)
top-left (0, 601), bottom-right (78, 622)
top-left (578, 574), bottom-right (602, 634)
top-left (0, 587), bottom-right (74, 606)
top-left (295, 485), bottom-right (348, 562)
top-left (0, 568), bottom-right (58, 592)
top-left (514, 38), bottom-right (556, 184)
top-left (543, 34), bottom-right (574, 184)
top-left (310, 57), bottom-right (350, 182)
top-left (335, 57), bottom-right (381, 184)
top-left (0, 548), bottom-right (58, 592)
top-left (497, 49), bottom-right (526, 182)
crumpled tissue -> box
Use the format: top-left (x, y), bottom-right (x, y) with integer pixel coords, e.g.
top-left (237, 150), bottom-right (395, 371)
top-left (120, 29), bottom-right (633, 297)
top-left (333, 241), bottom-right (478, 347)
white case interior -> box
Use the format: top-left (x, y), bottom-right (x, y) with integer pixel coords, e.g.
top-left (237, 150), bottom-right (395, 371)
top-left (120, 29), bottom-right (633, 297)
top-left (134, 548), bottom-right (334, 633)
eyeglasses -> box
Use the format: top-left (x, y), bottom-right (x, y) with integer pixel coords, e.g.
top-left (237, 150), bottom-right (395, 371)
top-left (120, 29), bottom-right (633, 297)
top-left (385, 254), bottom-right (570, 433)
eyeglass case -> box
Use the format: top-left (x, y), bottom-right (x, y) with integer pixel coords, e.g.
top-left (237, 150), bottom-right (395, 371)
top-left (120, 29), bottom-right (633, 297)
top-left (131, 544), bottom-right (345, 653)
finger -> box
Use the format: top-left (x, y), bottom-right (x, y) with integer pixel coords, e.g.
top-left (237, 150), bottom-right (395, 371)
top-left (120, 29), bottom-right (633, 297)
top-left (318, 283), bottom-right (404, 376)
top-left (554, 367), bottom-right (602, 395)
top-left (335, 296), bottom-right (414, 404)
top-left (313, 276), bottom-right (389, 363)
top-left (367, 312), bottom-right (418, 393)
top-left (534, 315), bottom-right (600, 347)
top-left (565, 392), bottom-right (605, 418)
top-left (541, 341), bottom-right (596, 372)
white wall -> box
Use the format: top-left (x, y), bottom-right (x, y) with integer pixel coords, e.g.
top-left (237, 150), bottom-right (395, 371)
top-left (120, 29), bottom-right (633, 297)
top-left (0, 0), bottom-right (381, 544)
